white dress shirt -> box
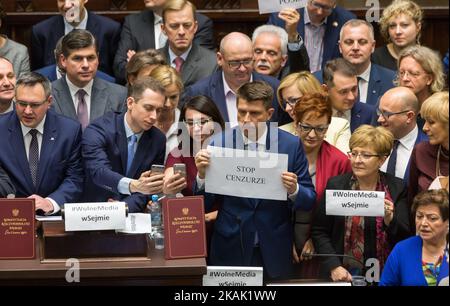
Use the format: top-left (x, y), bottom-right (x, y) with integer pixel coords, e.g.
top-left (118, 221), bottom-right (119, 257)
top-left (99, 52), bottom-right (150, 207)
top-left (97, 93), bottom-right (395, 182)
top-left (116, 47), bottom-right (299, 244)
top-left (303, 9), bottom-right (327, 73)
top-left (64, 8), bottom-right (88, 34)
top-left (66, 75), bottom-right (94, 122)
top-left (20, 116), bottom-right (60, 214)
top-left (380, 125), bottom-right (419, 179)
top-left (358, 63), bottom-right (371, 103)
top-left (154, 13), bottom-right (167, 49)
top-left (222, 73), bottom-right (253, 128)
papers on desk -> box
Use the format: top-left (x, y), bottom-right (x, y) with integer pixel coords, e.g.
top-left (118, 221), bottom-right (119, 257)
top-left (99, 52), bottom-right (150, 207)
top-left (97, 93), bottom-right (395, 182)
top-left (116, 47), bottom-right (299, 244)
top-left (116, 213), bottom-right (152, 234)
top-left (35, 215), bottom-right (62, 222)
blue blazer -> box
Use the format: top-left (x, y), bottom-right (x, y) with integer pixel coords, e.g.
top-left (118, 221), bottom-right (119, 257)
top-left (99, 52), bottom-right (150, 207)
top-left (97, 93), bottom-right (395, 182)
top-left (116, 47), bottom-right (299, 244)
top-left (196, 125), bottom-right (316, 278)
top-left (0, 110), bottom-right (84, 206)
top-left (350, 101), bottom-right (376, 132)
top-left (183, 70), bottom-right (281, 124)
top-left (380, 235), bottom-right (448, 286)
top-left (268, 7), bottom-right (356, 70)
top-left (34, 65), bottom-right (116, 84)
top-left (81, 112), bottom-right (166, 213)
top-left (31, 11), bottom-right (121, 76)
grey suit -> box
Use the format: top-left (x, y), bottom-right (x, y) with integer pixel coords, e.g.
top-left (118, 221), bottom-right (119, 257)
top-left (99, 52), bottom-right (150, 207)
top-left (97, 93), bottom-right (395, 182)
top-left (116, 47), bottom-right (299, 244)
top-left (51, 77), bottom-right (127, 123)
top-left (159, 44), bottom-right (217, 87)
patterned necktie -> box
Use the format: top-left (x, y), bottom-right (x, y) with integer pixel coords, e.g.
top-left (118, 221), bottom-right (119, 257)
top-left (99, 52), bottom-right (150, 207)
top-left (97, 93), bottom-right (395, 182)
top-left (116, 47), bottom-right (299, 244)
top-left (174, 56), bottom-right (184, 73)
top-left (76, 89), bottom-right (88, 130)
top-left (29, 129), bottom-right (39, 187)
top-left (127, 134), bottom-right (138, 176)
top-left (386, 140), bottom-right (400, 176)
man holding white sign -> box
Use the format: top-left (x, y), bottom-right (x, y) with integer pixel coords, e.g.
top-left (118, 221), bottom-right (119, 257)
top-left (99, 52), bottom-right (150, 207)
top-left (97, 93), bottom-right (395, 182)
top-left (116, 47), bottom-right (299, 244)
top-left (195, 81), bottom-right (315, 280)
top-left (311, 125), bottom-right (411, 283)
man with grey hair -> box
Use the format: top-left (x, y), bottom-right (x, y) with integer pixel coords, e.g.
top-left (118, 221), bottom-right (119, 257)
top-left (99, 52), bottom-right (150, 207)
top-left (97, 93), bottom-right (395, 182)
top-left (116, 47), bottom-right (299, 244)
top-left (0, 72), bottom-right (84, 215)
top-left (0, 57), bottom-right (16, 114)
top-left (377, 87), bottom-right (428, 182)
top-left (252, 21), bottom-right (309, 79)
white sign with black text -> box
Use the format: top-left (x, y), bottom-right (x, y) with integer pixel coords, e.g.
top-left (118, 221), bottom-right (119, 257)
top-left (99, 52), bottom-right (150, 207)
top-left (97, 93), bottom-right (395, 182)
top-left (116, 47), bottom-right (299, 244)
top-left (64, 202), bottom-right (127, 231)
top-left (325, 190), bottom-right (385, 217)
top-left (116, 213), bottom-right (152, 234)
top-left (205, 146), bottom-right (288, 201)
top-left (203, 266), bottom-right (263, 286)
top-left (258, 0), bottom-right (307, 14)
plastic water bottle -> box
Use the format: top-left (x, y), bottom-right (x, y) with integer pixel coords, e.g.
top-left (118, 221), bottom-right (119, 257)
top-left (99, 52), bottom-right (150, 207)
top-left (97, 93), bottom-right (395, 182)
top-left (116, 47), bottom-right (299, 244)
top-left (150, 194), bottom-right (162, 231)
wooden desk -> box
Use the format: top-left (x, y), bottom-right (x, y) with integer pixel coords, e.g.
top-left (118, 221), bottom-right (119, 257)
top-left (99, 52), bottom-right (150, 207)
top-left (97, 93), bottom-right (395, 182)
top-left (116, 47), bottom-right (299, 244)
top-left (0, 235), bottom-right (207, 286)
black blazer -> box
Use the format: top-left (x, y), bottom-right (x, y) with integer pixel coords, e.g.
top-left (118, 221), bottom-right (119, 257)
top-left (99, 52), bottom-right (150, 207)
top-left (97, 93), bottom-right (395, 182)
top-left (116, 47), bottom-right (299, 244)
top-left (311, 172), bottom-right (411, 278)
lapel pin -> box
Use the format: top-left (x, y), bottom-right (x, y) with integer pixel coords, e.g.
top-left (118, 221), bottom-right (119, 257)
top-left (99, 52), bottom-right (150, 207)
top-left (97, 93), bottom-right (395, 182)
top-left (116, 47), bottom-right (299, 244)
top-left (332, 21), bottom-right (338, 27)
top-left (50, 137), bottom-right (55, 141)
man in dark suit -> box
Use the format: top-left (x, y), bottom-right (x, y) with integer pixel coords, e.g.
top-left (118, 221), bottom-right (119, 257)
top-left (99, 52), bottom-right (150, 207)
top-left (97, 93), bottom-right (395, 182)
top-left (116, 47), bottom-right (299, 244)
top-left (267, 0), bottom-right (355, 73)
top-left (338, 19), bottom-right (395, 106)
top-left (252, 9), bottom-right (309, 80)
top-left (183, 32), bottom-right (282, 127)
top-left (194, 81), bottom-right (315, 279)
top-left (30, 0), bottom-right (121, 76)
top-left (0, 57), bottom-right (16, 115)
top-left (158, 0), bottom-right (216, 87)
top-left (51, 30), bottom-right (127, 130)
top-left (0, 72), bottom-right (84, 214)
top-left (0, 165), bottom-right (15, 197)
top-left (114, 0), bottom-right (214, 84)
top-left (377, 87), bottom-right (428, 182)
top-left (322, 58), bottom-right (375, 132)
top-left (81, 77), bottom-right (167, 213)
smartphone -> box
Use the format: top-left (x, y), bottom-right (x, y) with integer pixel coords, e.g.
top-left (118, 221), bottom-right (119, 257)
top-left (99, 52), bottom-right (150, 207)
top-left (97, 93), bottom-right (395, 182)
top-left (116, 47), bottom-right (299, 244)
top-left (151, 164), bottom-right (165, 175)
top-left (173, 163), bottom-right (187, 178)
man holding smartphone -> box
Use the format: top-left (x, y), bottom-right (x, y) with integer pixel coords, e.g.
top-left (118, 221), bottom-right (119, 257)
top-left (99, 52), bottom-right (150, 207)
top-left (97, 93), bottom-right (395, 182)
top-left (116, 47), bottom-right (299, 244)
top-left (81, 77), bottom-right (167, 212)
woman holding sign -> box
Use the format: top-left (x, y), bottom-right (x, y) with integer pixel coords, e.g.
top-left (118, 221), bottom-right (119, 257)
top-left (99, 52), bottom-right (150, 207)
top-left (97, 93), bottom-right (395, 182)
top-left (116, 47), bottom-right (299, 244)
top-left (380, 189), bottom-right (448, 286)
top-left (291, 92), bottom-right (352, 277)
top-left (311, 125), bottom-right (411, 283)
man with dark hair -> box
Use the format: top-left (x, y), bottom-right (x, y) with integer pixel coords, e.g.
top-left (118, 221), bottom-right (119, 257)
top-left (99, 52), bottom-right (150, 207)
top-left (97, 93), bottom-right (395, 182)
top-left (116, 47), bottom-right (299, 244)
top-left (0, 72), bottom-right (84, 214)
top-left (81, 77), bottom-right (167, 212)
top-left (0, 57), bottom-right (16, 114)
top-left (114, 0), bottom-right (214, 84)
top-left (51, 29), bottom-right (127, 130)
top-left (158, 0), bottom-right (217, 87)
top-left (322, 58), bottom-right (375, 132)
top-left (194, 81), bottom-right (315, 279)
top-left (31, 0), bottom-right (121, 76)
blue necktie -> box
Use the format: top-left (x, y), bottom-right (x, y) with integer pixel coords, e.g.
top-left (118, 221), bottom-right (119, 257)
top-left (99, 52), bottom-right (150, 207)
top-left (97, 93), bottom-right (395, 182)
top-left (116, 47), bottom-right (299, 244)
top-left (387, 140), bottom-right (400, 176)
top-left (127, 134), bottom-right (137, 176)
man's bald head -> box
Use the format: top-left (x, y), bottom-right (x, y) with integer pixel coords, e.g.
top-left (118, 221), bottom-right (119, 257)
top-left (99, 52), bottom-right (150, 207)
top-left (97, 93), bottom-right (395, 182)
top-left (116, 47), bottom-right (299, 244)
top-left (382, 87), bottom-right (419, 114)
top-left (220, 32), bottom-right (253, 55)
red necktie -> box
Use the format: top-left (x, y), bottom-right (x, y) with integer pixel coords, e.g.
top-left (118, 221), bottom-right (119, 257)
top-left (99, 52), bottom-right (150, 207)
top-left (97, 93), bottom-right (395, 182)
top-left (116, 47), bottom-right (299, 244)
top-left (174, 57), bottom-right (184, 73)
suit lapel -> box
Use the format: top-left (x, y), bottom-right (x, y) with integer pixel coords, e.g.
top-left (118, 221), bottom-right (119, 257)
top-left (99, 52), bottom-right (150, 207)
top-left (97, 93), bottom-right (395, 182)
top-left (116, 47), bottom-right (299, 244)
top-left (91, 78), bottom-right (107, 121)
top-left (86, 12), bottom-right (99, 38)
top-left (55, 78), bottom-right (77, 119)
top-left (8, 114), bottom-right (34, 194)
top-left (350, 103), bottom-right (361, 132)
top-left (181, 45), bottom-right (199, 85)
top-left (129, 129), bottom-right (154, 178)
top-left (323, 13), bottom-right (340, 63)
top-left (116, 113), bottom-right (128, 175)
top-left (36, 112), bottom-right (57, 191)
top-left (213, 71), bottom-right (229, 122)
top-left (366, 65), bottom-right (380, 106)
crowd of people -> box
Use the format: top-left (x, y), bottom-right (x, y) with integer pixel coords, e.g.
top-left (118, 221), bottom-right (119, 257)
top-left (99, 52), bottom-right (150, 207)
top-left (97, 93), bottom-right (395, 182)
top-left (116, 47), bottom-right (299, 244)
top-left (0, 0), bottom-right (448, 286)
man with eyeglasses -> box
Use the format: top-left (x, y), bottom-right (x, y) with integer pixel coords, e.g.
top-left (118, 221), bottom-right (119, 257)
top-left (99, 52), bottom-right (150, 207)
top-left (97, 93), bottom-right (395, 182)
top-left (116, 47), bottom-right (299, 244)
top-left (323, 58), bottom-right (375, 132)
top-left (0, 72), bottom-right (84, 215)
top-left (268, 0), bottom-right (355, 73)
top-left (157, 0), bottom-right (217, 87)
top-left (114, 0), bottom-right (214, 84)
top-left (377, 87), bottom-right (428, 182)
top-left (0, 57), bottom-right (16, 115)
top-left (183, 32), bottom-right (282, 128)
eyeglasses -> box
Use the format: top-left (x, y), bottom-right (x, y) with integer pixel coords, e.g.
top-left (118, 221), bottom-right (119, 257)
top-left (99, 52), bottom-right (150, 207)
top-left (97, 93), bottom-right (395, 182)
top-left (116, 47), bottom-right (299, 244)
top-left (376, 108), bottom-right (411, 120)
top-left (226, 59), bottom-right (253, 69)
top-left (283, 97), bottom-right (302, 108)
top-left (297, 123), bottom-right (329, 135)
top-left (347, 151), bottom-right (383, 160)
top-left (399, 70), bottom-right (426, 79)
top-left (15, 99), bottom-right (48, 109)
top-left (309, 0), bottom-right (335, 13)
top-left (184, 118), bottom-right (212, 127)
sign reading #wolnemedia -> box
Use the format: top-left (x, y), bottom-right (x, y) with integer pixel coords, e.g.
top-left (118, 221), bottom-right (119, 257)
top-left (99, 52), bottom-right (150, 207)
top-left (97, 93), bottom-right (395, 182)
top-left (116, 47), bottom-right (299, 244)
top-left (64, 202), bottom-right (127, 231)
top-left (326, 190), bottom-right (385, 217)
top-left (258, 0), bottom-right (308, 14)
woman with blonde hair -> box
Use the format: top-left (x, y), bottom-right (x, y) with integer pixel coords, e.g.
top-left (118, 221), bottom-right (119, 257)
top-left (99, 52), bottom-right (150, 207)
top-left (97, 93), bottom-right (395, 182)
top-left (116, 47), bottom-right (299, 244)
top-left (373, 0), bottom-right (423, 71)
top-left (149, 65), bottom-right (184, 159)
top-left (311, 125), bottom-right (411, 282)
top-left (277, 72), bottom-right (351, 153)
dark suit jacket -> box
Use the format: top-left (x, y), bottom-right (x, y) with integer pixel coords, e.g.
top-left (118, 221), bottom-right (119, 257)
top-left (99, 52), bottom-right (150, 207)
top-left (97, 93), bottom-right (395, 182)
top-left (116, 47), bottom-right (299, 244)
top-left (51, 76), bottom-right (127, 123)
top-left (81, 112), bottom-right (166, 212)
top-left (0, 111), bottom-right (84, 206)
top-left (113, 10), bottom-right (214, 83)
top-left (30, 11), bottom-right (121, 75)
top-left (159, 44), bottom-right (217, 87)
top-left (0, 165), bottom-right (15, 197)
top-left (279, 44), bottom-right (310, 80)
top-left (403, 130), bottom-right (429, 183)
top-left (350, 101), bottom-right (376, 132)
top-left (196, 125), bottom-right (316, 278)
top-left (268, 7), bottom-right (356, 70)
top-left (183, 70), bottom-right (281, 124)
top-left (311, 172), bottom-right (411, 278)
top-left (35, 65), bottom-right (116, 83)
